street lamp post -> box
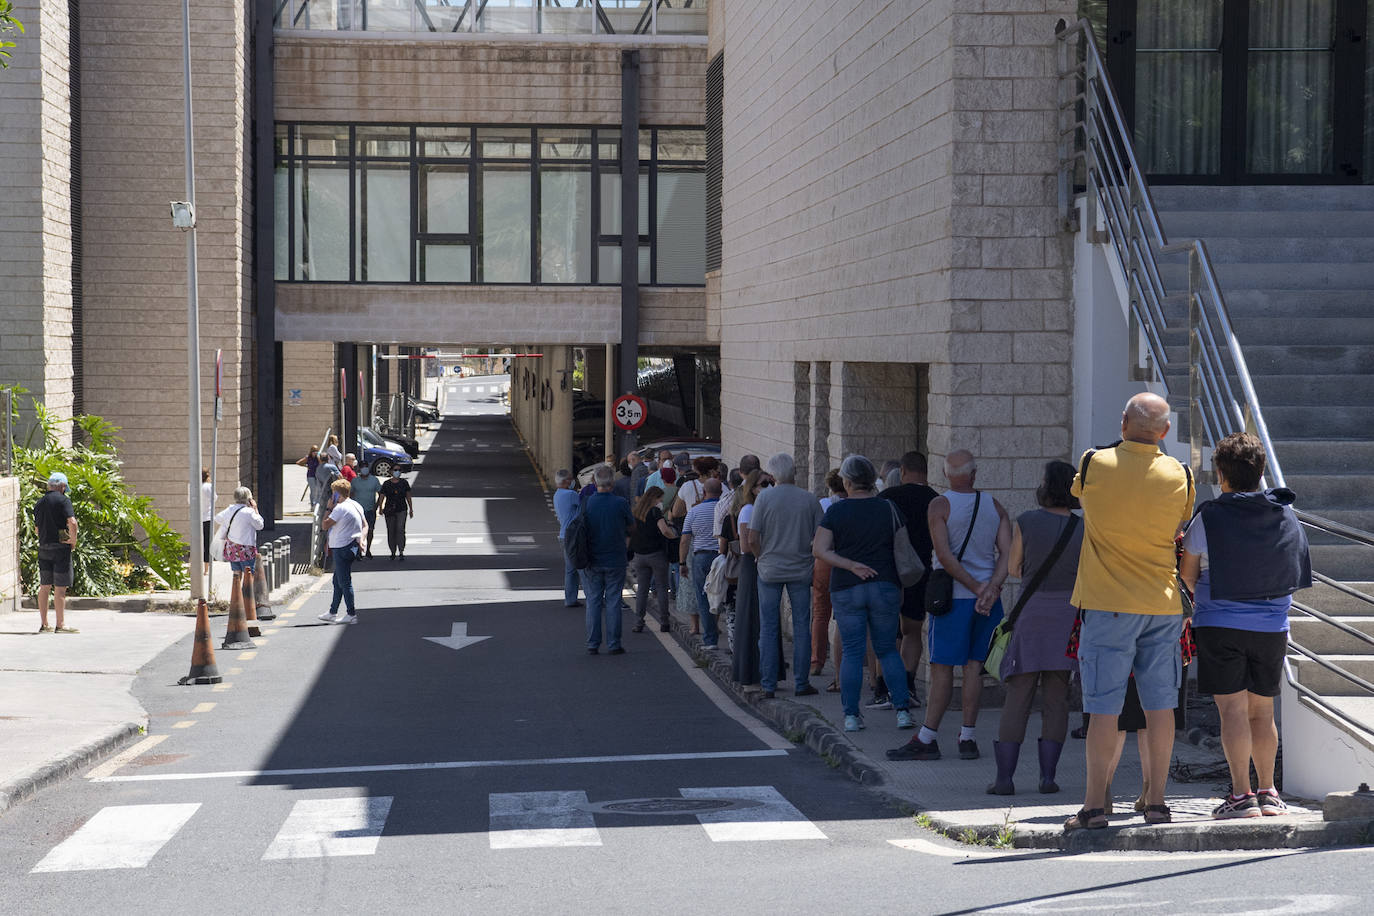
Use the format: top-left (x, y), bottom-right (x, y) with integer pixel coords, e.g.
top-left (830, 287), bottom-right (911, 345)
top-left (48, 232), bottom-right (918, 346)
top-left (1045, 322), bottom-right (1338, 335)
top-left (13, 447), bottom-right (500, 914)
top-left (174, 0), bottom-right (205, 602)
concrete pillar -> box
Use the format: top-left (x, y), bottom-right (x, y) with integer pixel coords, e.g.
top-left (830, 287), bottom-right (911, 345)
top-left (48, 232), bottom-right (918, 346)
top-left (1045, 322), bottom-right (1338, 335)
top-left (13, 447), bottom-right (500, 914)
top-left (548, 345), bottom-right (573, 478)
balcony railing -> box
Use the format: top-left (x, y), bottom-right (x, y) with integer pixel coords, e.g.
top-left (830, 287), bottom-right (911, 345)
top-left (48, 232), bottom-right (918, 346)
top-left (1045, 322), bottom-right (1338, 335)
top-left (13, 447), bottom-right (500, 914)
top-left (274, 0), bottom-right (708, 37)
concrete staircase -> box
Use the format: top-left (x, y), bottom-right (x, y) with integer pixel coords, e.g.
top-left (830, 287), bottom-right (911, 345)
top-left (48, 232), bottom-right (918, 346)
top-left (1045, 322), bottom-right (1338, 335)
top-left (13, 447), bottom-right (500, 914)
top-left (1148, 186), bottom-right (1374, 757)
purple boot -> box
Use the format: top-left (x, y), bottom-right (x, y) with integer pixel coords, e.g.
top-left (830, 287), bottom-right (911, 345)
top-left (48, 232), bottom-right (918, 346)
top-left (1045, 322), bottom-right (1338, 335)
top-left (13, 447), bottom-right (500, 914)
top-left (1039, 738), bottom-right (1064, 794)
top-left (985, 740), bottom-right (1020, 795)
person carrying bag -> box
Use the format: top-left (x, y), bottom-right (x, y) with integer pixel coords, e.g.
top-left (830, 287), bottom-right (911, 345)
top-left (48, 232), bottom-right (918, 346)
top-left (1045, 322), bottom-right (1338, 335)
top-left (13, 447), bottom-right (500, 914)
top-left (924, 492), bottom-right (980, 617)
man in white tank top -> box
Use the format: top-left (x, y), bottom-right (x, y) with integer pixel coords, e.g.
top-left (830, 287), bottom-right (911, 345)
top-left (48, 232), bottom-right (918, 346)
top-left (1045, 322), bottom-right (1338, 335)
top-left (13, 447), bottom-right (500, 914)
top-left (888, 450), bottom-right (1011, 763)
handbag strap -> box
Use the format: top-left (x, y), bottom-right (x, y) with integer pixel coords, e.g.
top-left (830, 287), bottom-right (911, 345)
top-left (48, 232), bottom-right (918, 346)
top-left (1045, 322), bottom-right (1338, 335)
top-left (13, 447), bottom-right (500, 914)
top-left (223, 505), bottom-right (246, 543)
top-left (1005, 514), bottom-right (1079, 630)
top-left (953, 491), bottom-right (981, 561)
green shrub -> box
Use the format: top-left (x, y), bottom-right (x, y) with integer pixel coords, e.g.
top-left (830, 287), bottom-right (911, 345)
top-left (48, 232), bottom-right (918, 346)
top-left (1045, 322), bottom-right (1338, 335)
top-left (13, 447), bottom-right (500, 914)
top-left (5, 387), bottom-right (188, 595)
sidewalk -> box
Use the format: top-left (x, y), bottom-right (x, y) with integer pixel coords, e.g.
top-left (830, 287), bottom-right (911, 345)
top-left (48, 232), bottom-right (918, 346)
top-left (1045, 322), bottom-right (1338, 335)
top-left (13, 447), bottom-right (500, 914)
top-left (661, 592), bottom-right (1371, 851)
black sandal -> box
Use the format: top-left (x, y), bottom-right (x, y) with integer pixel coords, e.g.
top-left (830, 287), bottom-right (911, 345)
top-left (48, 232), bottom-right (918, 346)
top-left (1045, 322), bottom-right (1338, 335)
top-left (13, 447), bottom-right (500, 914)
top-left (1143, 804), bottom-right (1172, 825)
top-left (1063, 807), bottom-right (1108, 832)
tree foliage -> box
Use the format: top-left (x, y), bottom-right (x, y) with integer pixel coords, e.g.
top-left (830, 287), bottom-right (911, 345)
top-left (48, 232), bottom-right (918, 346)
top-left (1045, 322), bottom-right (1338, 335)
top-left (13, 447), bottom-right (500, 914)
top-left (4, 387), bottom-right (188, 595)
top-left (0, 0), bottom-right (23, 69)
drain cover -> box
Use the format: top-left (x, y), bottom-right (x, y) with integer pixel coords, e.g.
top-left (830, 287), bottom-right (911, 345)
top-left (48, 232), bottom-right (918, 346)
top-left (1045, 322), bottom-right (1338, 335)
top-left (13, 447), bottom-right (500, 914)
top-left (583, 797), bottom-right (763, 816)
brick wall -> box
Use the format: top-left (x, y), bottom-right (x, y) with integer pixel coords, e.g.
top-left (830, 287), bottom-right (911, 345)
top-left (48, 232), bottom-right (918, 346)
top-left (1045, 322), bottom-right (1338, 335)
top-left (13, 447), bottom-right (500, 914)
top-left (715, 0), bottom-right (1074, 510)
top-left (281, 341), bottom-right (338, 465)
top-left (0, 478), bottom-right (18, 613)
top-left (79, 0), bottom-right (253, 538)
top-left (0, 0), bottom-right (73, 429)
top-left (274, 38), bottom-right (705, 125)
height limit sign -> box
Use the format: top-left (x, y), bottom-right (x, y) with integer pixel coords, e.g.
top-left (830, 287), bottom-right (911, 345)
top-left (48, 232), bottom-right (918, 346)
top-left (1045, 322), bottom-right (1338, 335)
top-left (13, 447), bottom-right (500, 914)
top-left (613, 393), bottom-right (647, 431)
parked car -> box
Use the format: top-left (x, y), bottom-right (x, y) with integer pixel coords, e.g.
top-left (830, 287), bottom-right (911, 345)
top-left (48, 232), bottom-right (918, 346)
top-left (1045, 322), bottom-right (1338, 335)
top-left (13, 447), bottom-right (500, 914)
top-left (407, 396), bottom-right (440, 423)
top-left (360, 425), bottom-right (419, 460)
top-left (357, 427), bottom-right (414, 477)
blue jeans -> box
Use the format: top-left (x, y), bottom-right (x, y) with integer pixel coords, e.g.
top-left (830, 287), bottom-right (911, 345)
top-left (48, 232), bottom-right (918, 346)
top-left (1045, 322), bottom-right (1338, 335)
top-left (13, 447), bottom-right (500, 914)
top-left (833, 580), bottom-right (908, 717)
top-left (759, 577), bottom-right (813, 692)
top-left (559, 537), bottom-right (581, 605)
top-left (690, 551), bottom-right (719, 646)
top-left (582, 566), bottom-right (626, 650)
top-left (329, 547), bottom-right (357, 616)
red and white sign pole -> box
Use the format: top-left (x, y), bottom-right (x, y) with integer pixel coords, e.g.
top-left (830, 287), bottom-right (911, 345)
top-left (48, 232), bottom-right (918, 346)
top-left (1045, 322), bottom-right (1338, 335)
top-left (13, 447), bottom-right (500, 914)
top-left (207, 348), bottom-right (222, 598)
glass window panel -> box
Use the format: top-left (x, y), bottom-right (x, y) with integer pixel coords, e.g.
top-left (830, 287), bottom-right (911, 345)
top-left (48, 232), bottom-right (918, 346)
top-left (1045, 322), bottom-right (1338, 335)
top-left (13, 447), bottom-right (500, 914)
top-left (1246, 0), bottom-right (1334, 175)
top-left (420, 0), bottom-right (467, 33)
top-left (296, 124), bottom-right (350, 158)
top-left (421, 165), bottom-right (469, 235)
top-left (356, 125), bottom-right (409, 159)
top-left (275, 124), bottom-right (291, 158)
top-left (478, 127), bottom-right (533, 159)
top-left (598, 244), bottom-right (650, 285)
top-left (656, 129), bottom-right (706, 162)
top-left (1134, 0), bottom-right (1223, 175)
top-left (655, 0), bottom-right (707, 35)
top-left (639, 128), bottom-right (653, 161)
top-left (540, 167), bottom-right (591, 283)
top-left (596, 133), bottom-right (620, 162)
top-left (655, 168), bottom-right (705, 285)
top-left (421, 244), bottom-right (471, 282)
top-left (295, 164), bottom-right (350, 280)
top-left (539, 128), bottom-right (592, 160)
top-left (417, 126), bottom-right (471, 159)
top-left (274, 166), bottom-right (289, 281)
top-left (598, 170), bottom-right (649, 236)
top-left (598, 0), bottom-right (650, 35)
top-left (475, 0), bottom-right (533, 33)
top-left (539, 0), bottom-right (593, 33)
top-left (479, 166), bottom-right (531, 282)
top-left (356, 165), bottom-right (410, 282)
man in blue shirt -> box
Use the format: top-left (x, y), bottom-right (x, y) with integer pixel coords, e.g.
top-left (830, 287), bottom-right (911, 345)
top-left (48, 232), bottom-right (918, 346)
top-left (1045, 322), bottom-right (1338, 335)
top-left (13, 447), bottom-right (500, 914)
top-left (552, 469), bottom-right (582, 608)
top-left (582, 465), bottom-right (634, 654)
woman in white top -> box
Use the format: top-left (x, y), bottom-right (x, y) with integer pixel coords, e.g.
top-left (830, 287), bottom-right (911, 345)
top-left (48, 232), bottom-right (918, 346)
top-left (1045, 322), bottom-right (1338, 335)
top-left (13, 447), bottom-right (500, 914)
top-left (324, 434), bottom-right (343, 465)
top-left (213, 486), bottom-right (265, 621)
top-left (200, 468), bottom-right (214, 581)
top-left (320, 478), bottom-right (368, 624)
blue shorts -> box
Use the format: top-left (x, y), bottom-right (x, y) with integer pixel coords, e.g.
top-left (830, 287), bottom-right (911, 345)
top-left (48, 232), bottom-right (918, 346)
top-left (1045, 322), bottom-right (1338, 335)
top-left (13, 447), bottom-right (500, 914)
top-left (1079, 610), bottom-right (1182, 715)
top-left (229, 558), bottom-right (256, 573)
top-left (928, 598), bottom-right (1003, 667)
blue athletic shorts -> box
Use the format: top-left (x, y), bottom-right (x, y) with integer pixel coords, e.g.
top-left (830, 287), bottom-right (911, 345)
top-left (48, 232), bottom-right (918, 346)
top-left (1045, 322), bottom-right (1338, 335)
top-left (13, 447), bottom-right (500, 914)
top-left (1079, 609), bottom-right (1182, 715)
top-left (928, 598), bottom-right (1004, 667)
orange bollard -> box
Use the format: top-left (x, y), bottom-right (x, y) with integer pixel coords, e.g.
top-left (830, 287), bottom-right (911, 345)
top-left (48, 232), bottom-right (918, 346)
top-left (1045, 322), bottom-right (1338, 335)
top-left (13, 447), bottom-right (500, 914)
top-left (222, 572), bottom-right (256, 650)
top-left (179, 599), bottom-right (223, 685)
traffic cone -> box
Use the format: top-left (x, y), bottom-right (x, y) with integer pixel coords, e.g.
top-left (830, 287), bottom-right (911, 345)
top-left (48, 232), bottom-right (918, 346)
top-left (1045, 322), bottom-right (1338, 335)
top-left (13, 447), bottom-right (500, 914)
top-left (242, 570), bottom-right (262, 638)
top-left (178, 599), bottom-right (223, 685)
top-left (222, 573), bottom-right (256, 650)
top-left (253, 562), bottom-right (276, 621)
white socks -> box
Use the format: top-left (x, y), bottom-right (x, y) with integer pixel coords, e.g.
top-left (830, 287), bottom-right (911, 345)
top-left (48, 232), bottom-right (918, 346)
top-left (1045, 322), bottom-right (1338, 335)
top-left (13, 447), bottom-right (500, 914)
top-left (918, 726), bottom-right (939, 744)
top-left (959, 726), bottom-right (977, 742)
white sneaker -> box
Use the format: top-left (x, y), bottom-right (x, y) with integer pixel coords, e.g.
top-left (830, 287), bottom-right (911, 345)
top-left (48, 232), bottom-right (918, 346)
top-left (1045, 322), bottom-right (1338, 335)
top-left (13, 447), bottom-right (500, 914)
top-left (318, 612), bottom-right (339, 623)
top-left (338, 615), bottom-right (358, 625)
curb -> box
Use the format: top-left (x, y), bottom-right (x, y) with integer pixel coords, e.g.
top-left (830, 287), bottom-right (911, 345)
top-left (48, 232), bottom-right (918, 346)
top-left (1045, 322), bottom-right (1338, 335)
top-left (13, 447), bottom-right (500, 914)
top-left (0, 721), bottom-right (143, 818)
top-left (15, 574), bottom-right (319, 615)
top-left (666, 618), bottom-right (887, 788)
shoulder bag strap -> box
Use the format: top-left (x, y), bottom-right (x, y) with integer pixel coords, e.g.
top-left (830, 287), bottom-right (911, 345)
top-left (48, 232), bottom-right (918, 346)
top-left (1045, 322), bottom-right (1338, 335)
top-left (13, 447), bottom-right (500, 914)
top-left (224, 505), bottom-right (246, 544)
top-left (953, 491), bottom-right (981, 561)
top-left (1005, 514), bottom-right (1079, 630)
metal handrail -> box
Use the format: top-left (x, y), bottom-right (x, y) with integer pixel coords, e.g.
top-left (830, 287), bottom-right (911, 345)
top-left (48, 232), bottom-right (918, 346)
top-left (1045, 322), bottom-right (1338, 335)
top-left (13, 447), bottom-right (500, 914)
top-left (1291, 602), bottom-right (1374, 651)
top-left (1287, 641), bottom-right (1374, 696)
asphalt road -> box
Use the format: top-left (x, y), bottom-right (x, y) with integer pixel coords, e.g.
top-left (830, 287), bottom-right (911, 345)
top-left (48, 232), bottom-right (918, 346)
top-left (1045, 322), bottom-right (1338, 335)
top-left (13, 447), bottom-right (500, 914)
top-left (2, 376), bottom-right (1372, 914)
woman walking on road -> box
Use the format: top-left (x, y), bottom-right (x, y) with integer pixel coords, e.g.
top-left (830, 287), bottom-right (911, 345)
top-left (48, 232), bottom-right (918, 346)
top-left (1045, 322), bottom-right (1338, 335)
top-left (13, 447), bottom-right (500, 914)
top-left (630, 486), bottom-right (676, 633)
top-left (987, 461), bottom-right (1083, 796)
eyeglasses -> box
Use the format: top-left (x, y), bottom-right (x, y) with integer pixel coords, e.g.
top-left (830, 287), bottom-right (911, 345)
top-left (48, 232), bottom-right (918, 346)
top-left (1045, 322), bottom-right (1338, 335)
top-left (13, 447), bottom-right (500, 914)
top-left (758, 481), bottom-right (773, 488)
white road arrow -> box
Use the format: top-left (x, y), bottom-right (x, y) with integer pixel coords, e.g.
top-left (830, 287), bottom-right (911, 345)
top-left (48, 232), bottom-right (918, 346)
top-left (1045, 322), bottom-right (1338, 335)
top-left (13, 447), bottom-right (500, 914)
top-left (422, 623), bottom-right (492, 651)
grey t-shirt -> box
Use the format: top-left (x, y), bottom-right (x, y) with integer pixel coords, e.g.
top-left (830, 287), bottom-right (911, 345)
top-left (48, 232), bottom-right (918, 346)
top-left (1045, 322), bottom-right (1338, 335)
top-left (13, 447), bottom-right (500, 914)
top-left (750, 483), bottom-right (823, 582)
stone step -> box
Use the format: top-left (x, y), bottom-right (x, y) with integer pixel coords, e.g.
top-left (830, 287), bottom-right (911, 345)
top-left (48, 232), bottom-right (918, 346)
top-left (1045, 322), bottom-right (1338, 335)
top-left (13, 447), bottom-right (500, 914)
top-left (1271, 440), bottom-right (1374, 474)
top-left (1308, 544), bottom-right (1374, 581)
top-left (1288, 616), bottom-right (1374, 654)
top-left (1161, 210), bottom-right (1374, 239)
top-left (1159, 319), bottom-right (1374, 349)
top-left (1286, 654), bottom-right (1374, 697)
top-left (1213, 288), bottom-right (1374, 318)
top-left (1284, 474), bottom-right (1374, 509)
top-left (1157, 260), bottom-right (1374, 291)
top-left (1163, 343), bottom-right (1374, 375)
top-left (1150, 185), bottom-right (1374, 212)
top-left (1158, 236), bottom-right (1374, 264)
top-left (1295, 582), bottom-right (1374, 616)
top-left (1252, 376), bottom-right (1374, 407)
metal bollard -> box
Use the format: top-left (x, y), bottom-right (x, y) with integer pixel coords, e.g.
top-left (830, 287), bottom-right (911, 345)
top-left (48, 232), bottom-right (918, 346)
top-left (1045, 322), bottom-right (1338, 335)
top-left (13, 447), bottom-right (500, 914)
top-left (278, 536), bottom-right (291, 582)
top-left (261, 544), bottom-right (275, 593)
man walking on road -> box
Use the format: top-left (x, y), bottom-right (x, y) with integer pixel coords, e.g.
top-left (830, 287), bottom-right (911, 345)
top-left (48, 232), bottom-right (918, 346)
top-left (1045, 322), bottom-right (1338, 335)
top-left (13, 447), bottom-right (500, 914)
top-left (553, 469), bottom-right (583, 608)
top-left (351, 464), bottom-right (382, 558)
top-left (33, 472), bottom-right (79, 634)
top-left (379, 468), bottom-right (414, 561)
top-left (750, 453), bottom-right (823, 698)
top-left (319, 478), bottom-right (368, 625)
top-left (582, 465), bottom-right (634, 655)
top-left (1064, 392), bottom-right (1195, 831)
top-left (889, 450), bottom-right (1009, 762)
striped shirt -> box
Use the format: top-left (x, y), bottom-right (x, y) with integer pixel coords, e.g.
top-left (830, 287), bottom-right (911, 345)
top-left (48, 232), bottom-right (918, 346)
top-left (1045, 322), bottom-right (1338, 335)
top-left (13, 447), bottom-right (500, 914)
top-left (684, 498), bottom-right (721, 553)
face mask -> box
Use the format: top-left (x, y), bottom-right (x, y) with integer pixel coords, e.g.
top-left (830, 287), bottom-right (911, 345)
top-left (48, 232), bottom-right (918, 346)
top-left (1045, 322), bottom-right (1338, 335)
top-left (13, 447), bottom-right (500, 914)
top-left (392, 469), bottom-right (402, 477)
top-left (359, 468), bottom-right (370, 476)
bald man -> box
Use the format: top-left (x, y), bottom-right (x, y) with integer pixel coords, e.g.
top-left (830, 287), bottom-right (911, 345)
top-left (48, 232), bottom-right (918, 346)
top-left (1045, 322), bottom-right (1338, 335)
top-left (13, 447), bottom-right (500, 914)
top-left (1065, 392), bottom-right (1196, 832)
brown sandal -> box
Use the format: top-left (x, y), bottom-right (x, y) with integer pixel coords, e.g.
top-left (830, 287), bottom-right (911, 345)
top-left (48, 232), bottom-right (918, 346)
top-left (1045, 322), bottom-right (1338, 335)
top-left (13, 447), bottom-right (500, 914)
top-left (1063, 807), bottom-right (1108, 832)
top-left (1143, 804), bottom-right (1172, 824)
top-left (825, 681), bottom-right (840, 693)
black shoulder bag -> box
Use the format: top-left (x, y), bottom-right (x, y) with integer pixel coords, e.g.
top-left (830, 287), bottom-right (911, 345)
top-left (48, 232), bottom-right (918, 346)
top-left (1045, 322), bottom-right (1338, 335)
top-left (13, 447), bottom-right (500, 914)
top-left (985, 514), bottom-right (1080, 681)
top-left (924, 492), bottom-right (981, 617)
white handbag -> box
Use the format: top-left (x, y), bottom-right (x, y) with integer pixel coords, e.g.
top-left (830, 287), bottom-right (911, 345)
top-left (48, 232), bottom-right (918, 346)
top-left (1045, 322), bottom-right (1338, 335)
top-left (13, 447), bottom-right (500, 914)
top-left (209, 506), bottom-right (244, 562)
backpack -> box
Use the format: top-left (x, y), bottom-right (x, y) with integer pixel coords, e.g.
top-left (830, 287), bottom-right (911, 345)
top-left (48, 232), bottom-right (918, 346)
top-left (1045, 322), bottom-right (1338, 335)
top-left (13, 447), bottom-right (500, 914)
top-left (564, 491), bottom-right (593, 570)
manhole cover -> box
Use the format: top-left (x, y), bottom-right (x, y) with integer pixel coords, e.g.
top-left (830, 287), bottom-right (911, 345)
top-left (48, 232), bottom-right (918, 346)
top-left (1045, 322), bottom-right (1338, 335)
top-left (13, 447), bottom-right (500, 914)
top-left (583, 797), bottom-right (763, 816)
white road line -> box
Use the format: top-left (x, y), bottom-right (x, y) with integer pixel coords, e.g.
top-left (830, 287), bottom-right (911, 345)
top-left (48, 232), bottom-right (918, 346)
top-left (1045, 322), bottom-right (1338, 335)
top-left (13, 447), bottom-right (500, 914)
top-left (84, 734), bottom-right (168, 780)
top-left (406, 537), bottom-right (433, 544)
top-left (489, 791), bottom-right (601, 849)
top-left (31, 803), bottom-right (200, 872)
top-left (263, 797), bottom-right (394, 860)
top-left (506, 535), bottom-right (535, 544)
top-left (649, 627), bottom-right (794, 751)
top-left (90, 749), bottom-right (789, 783)
top-left (681, 786), bottom-right (827, 842)
top-left (455, 535), bottom-right (485, 545)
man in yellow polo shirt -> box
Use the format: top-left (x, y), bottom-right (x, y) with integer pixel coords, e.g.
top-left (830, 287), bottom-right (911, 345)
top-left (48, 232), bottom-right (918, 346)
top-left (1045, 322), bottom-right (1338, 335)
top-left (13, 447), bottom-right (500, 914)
top-left (1066, 392), bottom-right (1195, 831)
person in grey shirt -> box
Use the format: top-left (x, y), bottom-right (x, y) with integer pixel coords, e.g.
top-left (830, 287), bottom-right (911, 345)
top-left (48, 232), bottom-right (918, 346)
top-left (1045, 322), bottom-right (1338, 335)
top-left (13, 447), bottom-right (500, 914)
top-left (747, 453), bottom-right (824, 698)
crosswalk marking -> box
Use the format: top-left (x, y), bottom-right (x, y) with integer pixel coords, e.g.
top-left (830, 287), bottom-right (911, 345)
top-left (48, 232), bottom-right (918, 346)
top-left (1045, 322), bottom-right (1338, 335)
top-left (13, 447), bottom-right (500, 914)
top-left (263, 797), bottom-right (393, 860)
top-left (680, 786), bottom-right (827, 842)
top-left (31, 803), bottom-right (200, 872)
top-left (489, 791), bottom-right (601, 849)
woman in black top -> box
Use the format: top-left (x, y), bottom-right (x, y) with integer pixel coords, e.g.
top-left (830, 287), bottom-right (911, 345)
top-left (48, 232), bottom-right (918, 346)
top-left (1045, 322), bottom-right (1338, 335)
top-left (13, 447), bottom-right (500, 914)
top-left (631, 487), bottom-right (677, 632)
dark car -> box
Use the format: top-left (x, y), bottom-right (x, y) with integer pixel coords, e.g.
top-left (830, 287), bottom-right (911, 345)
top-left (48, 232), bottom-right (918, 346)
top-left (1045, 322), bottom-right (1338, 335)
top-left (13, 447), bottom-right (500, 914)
top-left (407, 396), bottom-right (440, 424)
top-left (357, 427), bottom-right (414, 477)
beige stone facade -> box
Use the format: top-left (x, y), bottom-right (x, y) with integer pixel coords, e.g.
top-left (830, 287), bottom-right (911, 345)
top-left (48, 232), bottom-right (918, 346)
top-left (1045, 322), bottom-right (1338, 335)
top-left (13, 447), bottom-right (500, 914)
top-left (715, 0), bottom-right (1074, 506)
top-left (0, 478), bottom-right (19, 613)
